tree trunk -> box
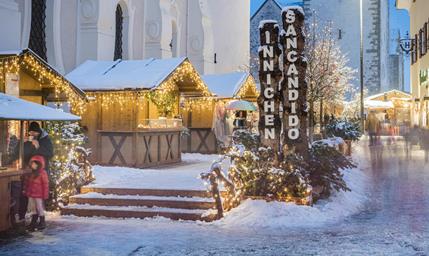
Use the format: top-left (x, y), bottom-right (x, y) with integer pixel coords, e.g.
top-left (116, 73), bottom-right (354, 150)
top-left (319, 99), bottom-right (324, 138)
top-left (309, 89), bottom-right (314, 143)
top-left (258, 22), bottom-right (282, 165)
top-left (280, 8), bottom-right (309, 159)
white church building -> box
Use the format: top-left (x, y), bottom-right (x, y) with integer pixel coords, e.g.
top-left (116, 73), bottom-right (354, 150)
top-left (0, 0), bottom-right (250, 75)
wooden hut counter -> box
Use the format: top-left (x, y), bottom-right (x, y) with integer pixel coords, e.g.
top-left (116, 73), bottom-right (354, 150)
top-left (67, 57), bottom-right (212, 167)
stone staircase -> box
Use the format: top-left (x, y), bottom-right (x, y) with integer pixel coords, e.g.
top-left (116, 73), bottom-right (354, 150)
top-left (61, 186), bottom-right (218, 221)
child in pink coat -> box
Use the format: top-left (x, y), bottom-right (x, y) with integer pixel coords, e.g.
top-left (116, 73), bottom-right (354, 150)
top-left (24, 155), bottom-right (49, 231)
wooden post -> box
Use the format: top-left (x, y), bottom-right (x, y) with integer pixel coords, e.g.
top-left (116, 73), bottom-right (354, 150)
top-left (19, 120), bottom-right (25, 169)
top-left (280, 7), bottom-right (309, 158)
top-left (258, 21), bottom-right (282, 163)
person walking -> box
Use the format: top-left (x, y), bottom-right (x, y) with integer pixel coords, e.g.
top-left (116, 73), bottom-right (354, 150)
top-left (367, 112), bottom-right (380, 146)
top-left (421, 128), bottom-right (429, 163)
top-left (24, 155), bottom-right (49, 231)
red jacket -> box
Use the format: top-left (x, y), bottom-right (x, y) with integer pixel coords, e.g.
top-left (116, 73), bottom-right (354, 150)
top-left (25, 155), bottom-right (49, 200)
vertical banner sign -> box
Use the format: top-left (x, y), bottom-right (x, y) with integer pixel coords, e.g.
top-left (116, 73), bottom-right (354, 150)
top-left (280, 7), bottom-right (309, 157)
top-left (258, 21), bottom-right (282, 158)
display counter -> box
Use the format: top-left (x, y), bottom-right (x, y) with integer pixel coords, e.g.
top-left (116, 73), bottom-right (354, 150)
top-left (0, 168), bottom-right (29, 232)
top-left (97, 127), bottom-right (182, 168)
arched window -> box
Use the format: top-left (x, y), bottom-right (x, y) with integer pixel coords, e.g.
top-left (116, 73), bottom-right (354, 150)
top-left (114, 4), bottom-right (123, 60)
top-left (29, 0), bottom-right (47, 61)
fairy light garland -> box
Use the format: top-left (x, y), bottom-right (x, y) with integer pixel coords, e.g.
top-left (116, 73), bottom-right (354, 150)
top-left (0, 52), bottom-right (87, 114)
top-left (235, 75), bottom-right (259, 98)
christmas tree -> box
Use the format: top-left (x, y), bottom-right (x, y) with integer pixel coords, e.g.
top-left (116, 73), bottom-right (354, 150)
top-left (45, 122), bottom-right (94, 210)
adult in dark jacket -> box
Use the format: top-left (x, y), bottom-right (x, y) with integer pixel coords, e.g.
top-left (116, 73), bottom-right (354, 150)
top-left (26, 122), bottom-right (54, 175)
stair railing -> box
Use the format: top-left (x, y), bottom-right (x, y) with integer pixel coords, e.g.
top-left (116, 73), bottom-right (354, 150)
top-left (201, 157), bottom-right (242, 219)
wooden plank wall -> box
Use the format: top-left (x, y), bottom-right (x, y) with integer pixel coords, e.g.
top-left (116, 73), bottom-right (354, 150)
top-left (98, 130), bottom-right (181, 168)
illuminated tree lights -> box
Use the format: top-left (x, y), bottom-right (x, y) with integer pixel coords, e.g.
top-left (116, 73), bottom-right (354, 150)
top-left (46, 122), bottom-right (94, 210)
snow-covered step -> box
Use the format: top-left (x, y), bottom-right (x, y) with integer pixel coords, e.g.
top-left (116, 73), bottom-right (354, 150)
top-left (81, 186), bottom-right (215, 198)
top-left (61, 204), bottom-right (218, 222)
top-left (69, 192), bottom-right (215, 210)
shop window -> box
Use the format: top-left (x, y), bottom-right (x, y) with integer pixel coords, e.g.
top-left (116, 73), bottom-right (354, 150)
top-left (114, 4), bottom-right (123, 60)
top-left (29, 0), bottom-right (47, 61)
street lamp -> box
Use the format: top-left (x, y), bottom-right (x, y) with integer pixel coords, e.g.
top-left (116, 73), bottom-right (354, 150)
top-left (359, 0), bottom-right (365, 132)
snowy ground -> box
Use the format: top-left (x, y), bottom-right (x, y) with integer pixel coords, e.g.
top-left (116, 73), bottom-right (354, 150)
top-left (88, 153), bottom-right (222, 190)
top-left (1, 139), bottom-right (429, 255)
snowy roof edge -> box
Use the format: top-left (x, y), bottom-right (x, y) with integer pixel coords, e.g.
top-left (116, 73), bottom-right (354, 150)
top-left (0, 48), bottom-right (87, 100)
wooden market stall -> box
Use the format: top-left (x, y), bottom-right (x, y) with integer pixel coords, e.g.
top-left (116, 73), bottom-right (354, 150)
top-left (365, 90), bottom-right (412, 135)
top-left (66, 57), bottom-right (212, 167)
top-left (181, 72), bottom-right (258, 154)
top-left (0, 93), bottom-right (81, 232)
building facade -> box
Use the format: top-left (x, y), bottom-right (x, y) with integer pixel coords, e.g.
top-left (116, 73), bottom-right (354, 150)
top-left (303, 0), bottom-right (395, 95)
top-left (397, 0), bottom-right (429, 127)
top-left (0, 0), bottom-right (250, 75)
top-left (250, 0), bottom-right (404, 95)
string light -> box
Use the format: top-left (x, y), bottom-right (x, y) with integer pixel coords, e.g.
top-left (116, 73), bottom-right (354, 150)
top-left (0, 51), bottom-right (87, 114)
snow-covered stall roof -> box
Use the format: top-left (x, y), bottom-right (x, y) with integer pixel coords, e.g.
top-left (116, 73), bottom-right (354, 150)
top-left (201, 72), bottom-right (256, 98)
top-left (66, 57), bottom-right (190, 91)
top-left (0, 49), bottom-right (86, 99)
top-left (365, 89), bottom-right (411, 101)
top-left (364, 100), bottom-right (394, 109)
top-left (0, 93), bottom-right (81, 121)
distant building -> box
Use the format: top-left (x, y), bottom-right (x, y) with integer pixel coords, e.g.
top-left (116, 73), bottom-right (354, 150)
top-left (388, 32), bottom-right (405, 92)
top-left (303, 0), bottom-right (396, 95)
top-left (397, 0), bottom-right (429, 127)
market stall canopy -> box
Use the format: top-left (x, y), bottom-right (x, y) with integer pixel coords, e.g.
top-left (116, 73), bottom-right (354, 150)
top-left (66, 57), bottom-right (211, 96)
top-left (364, 100), bottom-right (394, 109)
top-left (201, 72), bottom-right (258, 98)
top-left (0, 93), bottom-right (81, 121)
top-left (225, 100), bottom-right (257, 111)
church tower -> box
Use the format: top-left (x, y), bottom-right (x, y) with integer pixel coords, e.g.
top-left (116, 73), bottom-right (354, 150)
top-left (303, 0), bottom-right (392, 95)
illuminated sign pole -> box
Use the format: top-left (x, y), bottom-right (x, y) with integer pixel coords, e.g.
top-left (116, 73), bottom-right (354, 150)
top-left (258, 21), bottom-right (282, 161)
top-left (281, 7), bottom-right (309, 157)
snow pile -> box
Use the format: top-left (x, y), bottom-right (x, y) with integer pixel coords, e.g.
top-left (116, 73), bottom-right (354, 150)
top-left (313, 137), bottom-right (345, 148)
top-left (215, 159), bottom-right (368, 229)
